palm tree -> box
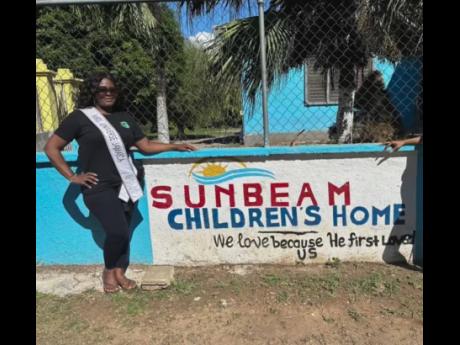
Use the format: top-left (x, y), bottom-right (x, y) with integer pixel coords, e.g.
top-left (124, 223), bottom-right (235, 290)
top-left (73, 3), bottom-right (181, 143)
top-left (182, 0), bottom-right (423, 143)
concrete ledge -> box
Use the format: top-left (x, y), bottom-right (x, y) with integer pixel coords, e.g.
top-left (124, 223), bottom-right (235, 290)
top-left (36, 144), bottom-right (416, 163)
top-left (140, 266), bottom-right (175, 291)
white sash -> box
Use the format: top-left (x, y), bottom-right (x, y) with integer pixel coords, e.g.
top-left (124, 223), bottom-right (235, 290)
top-left (80, 107), bottom-right (143, 203)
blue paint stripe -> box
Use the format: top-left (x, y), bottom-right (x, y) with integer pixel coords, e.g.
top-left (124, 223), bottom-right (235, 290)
top-left (195, 168), bottom-right (274, 176)
top-left (193, 172), bottom-right (276, 185)
top-left (193, 168), bottom-right (274, 180)
top-left (36, 144), bottom-right (416, 163)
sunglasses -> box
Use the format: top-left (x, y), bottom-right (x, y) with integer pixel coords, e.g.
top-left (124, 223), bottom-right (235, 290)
top-left (95, 87), bottom-right (118, 95)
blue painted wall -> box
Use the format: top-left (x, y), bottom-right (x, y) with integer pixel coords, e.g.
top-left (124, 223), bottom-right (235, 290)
top-left (243, 66), bottom-right (337, 135)
top-left (243, 67), bottom-right (338, 135)
top-left (36, 161), bottom-right (153, 265)
top-left (375, 59), bottom-right (396, 88)
top-left (387, 57), bottom-right (423, 132)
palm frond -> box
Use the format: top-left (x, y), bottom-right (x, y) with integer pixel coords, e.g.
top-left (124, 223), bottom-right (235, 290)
top-left (207, 11), bottom-right (294, 110)
top-left (357, 0), bottom-right (423, 60)
top-left (71, 3), bottom-right (159, 38)
top-left (180, 0), bottom-right (251, 16)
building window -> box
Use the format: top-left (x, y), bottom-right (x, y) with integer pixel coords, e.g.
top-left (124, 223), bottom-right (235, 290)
top-left (304, 58), bottom-right (373, 106)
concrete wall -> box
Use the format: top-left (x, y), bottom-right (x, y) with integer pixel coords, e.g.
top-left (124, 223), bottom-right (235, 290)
top-left (36, 144), bottom-right (422, 266)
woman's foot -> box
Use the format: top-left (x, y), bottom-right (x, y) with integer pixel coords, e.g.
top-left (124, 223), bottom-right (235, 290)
top-left (114, 268), bottom-right (137, 290)
top-left (102, 268), bottom-right (121, 293)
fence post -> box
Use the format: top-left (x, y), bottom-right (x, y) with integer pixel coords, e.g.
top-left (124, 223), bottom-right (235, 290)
top-left (257, 0), bottom-right (270, 147)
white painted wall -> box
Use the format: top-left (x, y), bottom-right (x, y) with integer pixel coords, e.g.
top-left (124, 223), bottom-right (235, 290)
top-left (145, 153), bottom-right (417, 266)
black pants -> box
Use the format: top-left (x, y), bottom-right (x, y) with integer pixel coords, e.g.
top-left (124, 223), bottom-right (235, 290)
top-left (83, 188), bottom-right (134, 269)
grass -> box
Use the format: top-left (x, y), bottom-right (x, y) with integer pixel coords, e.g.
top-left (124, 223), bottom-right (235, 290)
top-left (36, 291), bottom-right (48, 302)
top-left (350, 272), bottom-right (400, 296)
top-left (258, 271), bottom-right (344, 305)
top-left (380, 307), bottom-right (397, 315)
top-left (347, 309), bottom-right (362, 321)
top-left (138, 278), bottom-right (199, 301)
top-left (66, 318), bottom-right (90, 332)
top-left (317, 273), bottom-right (341, 295)
top-left (269, 307), bottom-right (279, 314)
top-left (258, 265), bottom-right (407, 303)
top-left (228, 279), bottom-right (244, 294)
top-left (36, 292), bottom-right (73, 317)
top-left (296, 272), bottom-right (341, 298)
top-left (170, 278), bottom-right (197, 295)
top-left (153, 289), bottom-right (170, 300)
top-left (263, 274), bottom-right (283, 287)
top-left (321, 315), bottom-right (335, 323)
top-left (214, 278), bottom-right (244, 294)
top-left (276, 290), bottom-right (289, 303)
top-left (325, 257), bottom-right (341, 269)
top-left (109, 290), bottom-right (151, 316)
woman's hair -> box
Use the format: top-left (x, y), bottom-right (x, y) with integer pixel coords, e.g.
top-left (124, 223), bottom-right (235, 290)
top-left (76, 72), bottom-right (125, 111)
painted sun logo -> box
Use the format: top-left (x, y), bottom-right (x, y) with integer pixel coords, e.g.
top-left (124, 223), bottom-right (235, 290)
top-left (198, 163), bottom-right (229, 177)
top-left (189, 158), bottom-right (274, 185)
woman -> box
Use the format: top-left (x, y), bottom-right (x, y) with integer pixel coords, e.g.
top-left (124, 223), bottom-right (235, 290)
top-left (44, 72), bottom-right (197, 293)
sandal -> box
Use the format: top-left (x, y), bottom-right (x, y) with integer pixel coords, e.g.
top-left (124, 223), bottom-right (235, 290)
top-left (118, 278), bottom-right (137, 291)
top-left (102, 269), bottom-right (121, 293)
top-left (103, 282), bottom-right (121, 293)
top-left (114, 268), bottom-right (137, 290)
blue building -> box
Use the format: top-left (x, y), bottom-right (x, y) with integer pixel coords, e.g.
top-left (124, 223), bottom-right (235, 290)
top-left (243, 57), bottom-right (422, 145)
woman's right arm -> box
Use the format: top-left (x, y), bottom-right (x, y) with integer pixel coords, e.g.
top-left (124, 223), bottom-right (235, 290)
top-left (44, 134), bottom-right (98, 188)
top-left (383, 136), bottom-right (422, 152)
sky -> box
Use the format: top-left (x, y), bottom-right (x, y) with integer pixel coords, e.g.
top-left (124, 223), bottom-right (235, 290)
top-left (166, 1), bottom-right (263, 41)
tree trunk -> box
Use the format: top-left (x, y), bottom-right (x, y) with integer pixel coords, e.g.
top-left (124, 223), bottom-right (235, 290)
top-left (337, 88), bottom-right (355, 143)
top-left (156, 68), bottom-right (170, 143)
top-left (336, 66), bottom-right (356, 144)
top-left (151, 2), bottom-right (170, 143)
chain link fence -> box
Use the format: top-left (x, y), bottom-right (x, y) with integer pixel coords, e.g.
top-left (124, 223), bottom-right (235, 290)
top-left (36, 0), bottom-right (423, 151)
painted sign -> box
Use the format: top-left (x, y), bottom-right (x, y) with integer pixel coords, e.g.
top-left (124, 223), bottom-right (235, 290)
top-left (145, 155), bottom-right (416, 265)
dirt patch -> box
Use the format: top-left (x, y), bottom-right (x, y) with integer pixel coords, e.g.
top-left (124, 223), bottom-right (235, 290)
top-left (36, 262), bottom-right (422, 345)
